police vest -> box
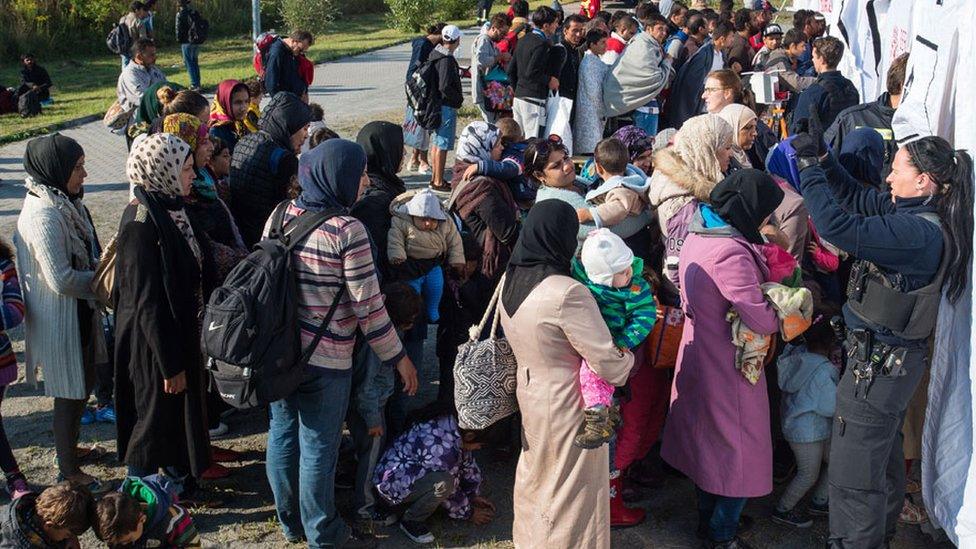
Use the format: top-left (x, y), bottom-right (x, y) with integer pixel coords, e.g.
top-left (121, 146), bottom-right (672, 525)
top-left (845, 212), bottom-right (947, 341)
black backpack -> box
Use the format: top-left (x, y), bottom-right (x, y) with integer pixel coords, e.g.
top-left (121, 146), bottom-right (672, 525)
top-left (106, 22), bottom-right (133, 56)
top-left (204, 201), bottom-right (345, 409)
top-left (17, 90), bottom-right (41, 118)
top-left (187, 10), bottom-right (210, 45)
top-left (405, 59), bottom-right (442, 130)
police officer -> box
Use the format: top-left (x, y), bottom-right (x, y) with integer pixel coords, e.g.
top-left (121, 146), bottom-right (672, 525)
top-left (791, 107), bottom-right (974, 548)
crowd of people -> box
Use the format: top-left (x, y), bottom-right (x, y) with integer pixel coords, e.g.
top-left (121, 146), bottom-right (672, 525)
top-left (0, 0), bottom-right (972, 548)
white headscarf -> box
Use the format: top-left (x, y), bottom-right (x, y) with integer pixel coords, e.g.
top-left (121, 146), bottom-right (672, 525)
top-left (455, 121), bottom-right (500, 164)
top-left (670, 114), bottom-right (735, 183)
top-left (717, 103), bottom-right (758, 169)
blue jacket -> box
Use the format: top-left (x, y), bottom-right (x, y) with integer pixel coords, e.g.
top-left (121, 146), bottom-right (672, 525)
top-left (798, 153), bottom-right (943, 344)
top-left (264, 38), bottom-right (307, 97)
top-left (777, 343), bottom-right (838, 443)
top-left (790, 70), bottom-right (859, 133)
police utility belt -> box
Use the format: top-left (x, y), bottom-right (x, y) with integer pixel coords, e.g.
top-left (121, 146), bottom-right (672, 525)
top-left (844, 328), bottom-right (907, 398)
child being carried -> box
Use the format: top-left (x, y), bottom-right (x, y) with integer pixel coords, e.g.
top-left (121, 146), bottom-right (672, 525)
top-left (577, 138), bottom-right (653, 242)
top-left (571, 229), bottom-right (657, 449)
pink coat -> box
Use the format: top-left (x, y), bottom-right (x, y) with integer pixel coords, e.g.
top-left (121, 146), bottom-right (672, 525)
top-left (660, 232), bottom-right (780, 498)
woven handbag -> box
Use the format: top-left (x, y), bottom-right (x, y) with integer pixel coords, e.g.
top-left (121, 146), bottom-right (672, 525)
top-left (454, 276), bottom-right (518, 430)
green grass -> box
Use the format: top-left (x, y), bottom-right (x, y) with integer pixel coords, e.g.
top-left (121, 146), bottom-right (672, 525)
top-left (0, 2), bottom-right (549, 145)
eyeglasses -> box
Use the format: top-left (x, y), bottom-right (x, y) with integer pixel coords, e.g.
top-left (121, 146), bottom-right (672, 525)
top-left (703, 87), bottom-right (729, 94)
top-left (529, 134), bottom-right (566, 166)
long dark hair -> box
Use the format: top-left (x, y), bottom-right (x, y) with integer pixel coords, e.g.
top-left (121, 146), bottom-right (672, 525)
top-left (905, 137), bottom-right (974, 303)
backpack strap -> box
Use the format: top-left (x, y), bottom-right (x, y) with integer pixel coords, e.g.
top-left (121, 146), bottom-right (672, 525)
top-left (300, 285), bottom-right (347, 367)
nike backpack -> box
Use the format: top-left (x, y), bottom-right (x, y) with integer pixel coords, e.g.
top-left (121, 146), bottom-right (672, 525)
top-left (202, 201), bottom-right (345, 409)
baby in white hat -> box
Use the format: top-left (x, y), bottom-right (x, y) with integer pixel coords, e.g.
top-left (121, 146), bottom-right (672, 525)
top-left (388, 189), bottom-right (465, 323)
top-left (571, 229), bottom-right (658, 449)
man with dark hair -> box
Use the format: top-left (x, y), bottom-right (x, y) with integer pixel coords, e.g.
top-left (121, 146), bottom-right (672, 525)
top-left (604, 13), bottom-right (673, 136)
top-left (659, 0), bottom-right (688, 36)
top-left (790, 36), bottom-right (859, 132)
top-left (498, 0), bottom-right (531, 54)
top-left (825, 52), bottom-right (909, 177)
top-left (116, 38), bottom-right (166, 149)
top-left (557, 13), bottom-right (587, 107)
top-left (795, 10), bottom-right (826, 76)
top-left (761, 27), bottom-right (816, 95)
top-left (508, 6), bottom-right (563, 138)
top-left (663, 20), bottom-right (732, 128)
top-left (175, 0), bottom-right (202, 91)
top-left (724, 8), bottom-right (756, 73)
top-left (265, 30), bottom-right (314, 98)
top-left (635, 1), bottom-right (660, 27)
top-left (472, 14), bottom-right (512, 122)
top-left (17, 54), bottom-right (52, 103)
top-left (119, 1), bottom-right (149, 66)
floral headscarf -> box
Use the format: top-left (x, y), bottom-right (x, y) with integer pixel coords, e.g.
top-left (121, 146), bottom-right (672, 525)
top-left (612, 125), bottom-right (655, 162)
top-left (455, 121), bottom-right (500, 164)
top-left (126, 134), bottom-right (202, 263)
top-left (162, 113), bottom-right (208, 152)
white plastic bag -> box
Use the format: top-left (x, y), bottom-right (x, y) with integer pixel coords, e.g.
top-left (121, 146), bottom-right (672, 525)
top-left (544, 91), bottom-right (574, 155)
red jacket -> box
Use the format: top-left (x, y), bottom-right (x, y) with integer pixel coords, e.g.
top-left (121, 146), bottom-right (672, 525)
top-left (298, 54), bottom-right (314, 86)
top-left (606, 36), bottom-right (627, 56)
top-left (579, 0), bottom-right (601, 18)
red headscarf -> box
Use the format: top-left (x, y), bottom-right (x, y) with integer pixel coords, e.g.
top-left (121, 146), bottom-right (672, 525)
top-left (210, 79), bottom-right (249, 132)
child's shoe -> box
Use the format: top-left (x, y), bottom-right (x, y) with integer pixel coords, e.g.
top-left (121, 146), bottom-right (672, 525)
top-left (574, 406), bottom-right (613, 449)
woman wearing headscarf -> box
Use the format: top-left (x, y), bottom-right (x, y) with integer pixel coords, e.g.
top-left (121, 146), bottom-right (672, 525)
top-left (113, 133), bottom-right (210, 497)
top-left (660, 170), bottom-right (783, 548)
top-left (349, 121), bottom-right (407, 280)
top-left (127, 81), bottom-right (183, 145)
top-left (499, 200), bottom-right (634, 549)
top-left (14, 134), bottom-right (108, 491)
top-left (649, 114), bottom-right (734, 286)
top-left (262, 139), bottom-right (417, 547)
top-left (208, 79), bottom-right (251, 154)
top-left (717, 103), bottom-right (759, 170)
top-left (611, 125), bottom-right (656, 175)
top-left (230, 91), bottom-right (311, 247)
top-left (448, 123), bottom-right (520, 284)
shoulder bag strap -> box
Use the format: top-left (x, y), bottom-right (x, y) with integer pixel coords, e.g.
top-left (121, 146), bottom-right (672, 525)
top-left (469, 274), bottom-right (506, 342)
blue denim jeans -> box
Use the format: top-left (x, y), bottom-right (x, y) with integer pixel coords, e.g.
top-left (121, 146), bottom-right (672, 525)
top-left (407, 265), bottom-right (444, 324)
top-left (181, 43), bottom-right (201, 88)
top-left (267, 368), bottom-right (352, 547)
top-left (633, 102), bottom-right (660, 137)
top-left (697, 487), bottom-right (748, 542)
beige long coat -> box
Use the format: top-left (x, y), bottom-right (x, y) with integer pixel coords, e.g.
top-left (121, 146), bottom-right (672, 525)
top-left (500, 275), bottom-right (634, 549)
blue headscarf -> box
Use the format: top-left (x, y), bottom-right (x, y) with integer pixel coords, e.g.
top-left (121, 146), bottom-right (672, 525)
top-left (765, 136), bottom-right (802, 191)
top-left (296, 139), bottom-right (366, 212)
top-left (838, 128), bottom-right (885, 188)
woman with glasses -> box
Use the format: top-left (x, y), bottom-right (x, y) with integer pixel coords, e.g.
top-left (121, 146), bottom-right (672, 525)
top-left (525, 134), bottom-right (594, 247)
top-left (701, 69), bottom-right (743, 115)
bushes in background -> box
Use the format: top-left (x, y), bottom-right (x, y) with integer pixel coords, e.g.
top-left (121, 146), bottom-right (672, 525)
top-left (383, 0), bottom-right (476, 32)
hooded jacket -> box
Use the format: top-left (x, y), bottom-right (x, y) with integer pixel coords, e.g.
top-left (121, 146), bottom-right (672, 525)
top-left (0, 494), bottom-right (56, 549)
top-left (603, 32), bottom-right (673, 118)
top-left (789, 70), bottom-right (860, 133)
top-left (648, 147), bottom-right (716, 235)
top-left (387, 190), bottom-right (465, 265)
top-left (776, 343), bottom-right (838, 443)
top-left (229, 92), bottom-right (310, 246)
top-left (585, 172), bottom-right (653, 239)
top-left (119, 475), bottom-right (200, 547)
top-left (429, 49), bottom-right (464, 109)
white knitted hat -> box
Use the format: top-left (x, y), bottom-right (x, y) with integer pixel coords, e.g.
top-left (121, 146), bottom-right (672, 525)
top-left (580, 229), bottom-right (634, 286)
top-left (401, 189), bottom-right (447, 220)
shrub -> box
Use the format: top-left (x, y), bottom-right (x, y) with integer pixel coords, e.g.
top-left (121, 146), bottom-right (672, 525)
top-left (278, 0), bottom-right (337, 35)
top-left (384, 0), bottom-right (437, 32)
top-left (437, 0), bottom-right (474, 20)
top-left (343, 0), bottom-right (388, 15)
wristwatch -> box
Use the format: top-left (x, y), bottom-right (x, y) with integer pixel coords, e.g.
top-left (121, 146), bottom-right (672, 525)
top-left (795, 155), bottom-right (823, 172)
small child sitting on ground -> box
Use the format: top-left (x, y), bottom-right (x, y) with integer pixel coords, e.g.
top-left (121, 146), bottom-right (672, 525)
top-left (95, 475), bottom-right (200, 548)
top-left (772, 317), bottom-right (839, 528)
top-left (0, 481), bottom-right (94, 548)
top-left (577, 138), bottom-right (652, 240)
top-left (571, 229), bottom-right (657, 448)
top-left (387, 189), bottom-right (465, 324)
top-left (373, 402), bottom-right (493, 545)
top-left (301, 103), bottom-right (327, 154)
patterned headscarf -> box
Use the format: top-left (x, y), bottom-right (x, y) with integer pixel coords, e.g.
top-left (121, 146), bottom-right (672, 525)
top-left (670, 114), bottom-right (735, 183)
top-left (455, 121), bottom-right (500, 164)
top-left (126, 134), bottom-right (202, 263)
top-left (717, 104), bottom-right (758, 169)
top-left (162, 113), bottom-right (209, 152)
top-left (612, 125), bottom-right (655, 162)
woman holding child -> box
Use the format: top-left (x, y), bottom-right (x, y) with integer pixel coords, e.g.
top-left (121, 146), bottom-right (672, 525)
top-left (500, 200), bottom-right (634, 549)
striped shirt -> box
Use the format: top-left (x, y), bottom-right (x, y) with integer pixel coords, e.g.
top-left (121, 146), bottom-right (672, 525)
top-left (0, 259), bottom-right (24, 385)
top-left (264, 203), bottom-right (405, 371)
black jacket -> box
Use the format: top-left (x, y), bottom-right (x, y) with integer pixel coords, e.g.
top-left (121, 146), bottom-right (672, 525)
top-left (557, 41), bottom-right (584, 102)
top-left (264, 38), bottom-right (307, 97)
top-left (0, 495), bottom-right (57, 549)
top-left (175, 6), bottom-right (192, 44)
top-left (114, 188), bottom-right (210, 478)
top-left (18, 64), bottom-right (51, 101)
top-left (825, 92), bottom-right (897, 170)
top-left (429, 50), bottom-right (464, 109)
top-left (663, 40), bottom-right (717, 129)
top-left (789, 70), bottom-right (860, 133)
top-left (350, 173), bottom-right (406, 281)
top-left (508, 30), bottom-right (564, 100)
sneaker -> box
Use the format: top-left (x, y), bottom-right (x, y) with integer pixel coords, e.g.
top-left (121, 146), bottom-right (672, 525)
top-left (208, 422), bottom-right (229, 440)
top-left (399, 520), bottom-right (435, 544)
top-left (358, 507), bottom-right (397, 527)
top-left (94, 405), bottom-right (116, 424)
top-left (771, 507), bottom-right (813, 528)
top-left (808, 500), bottom-right (829, 516)
top-left (80, 408), bottom-right (95, 426)
top-left (574, 406), bottom-right (613, 449)
top-left (416, 164), bottom-right (431, 175)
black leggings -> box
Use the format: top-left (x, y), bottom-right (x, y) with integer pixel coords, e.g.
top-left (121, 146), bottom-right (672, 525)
top-left (0, 387), bottom-right (21, 478)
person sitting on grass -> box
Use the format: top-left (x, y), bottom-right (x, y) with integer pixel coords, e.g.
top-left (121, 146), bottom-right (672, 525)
top-left (17, 54), bottom-right (52, 104)
top-left (0, 482), bottom-right (94, 549)
top-left (373, 402), bottom-right (494, 545)
top-left (94, 475), bottom-right (200, 548)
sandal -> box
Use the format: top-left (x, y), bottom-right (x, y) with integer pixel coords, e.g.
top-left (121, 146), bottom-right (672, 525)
top-left (429, 181), bottom-right (451, 192)
top-left (899, 498), bottom-right (928, 525)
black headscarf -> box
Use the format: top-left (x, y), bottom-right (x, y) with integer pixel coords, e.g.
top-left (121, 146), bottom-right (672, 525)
top-left (23, 134), bottom-right (85, 199)
top-left (501, 200), bottom-right (579, 315)
top-left (259, 92), bottom-right (312, 149)
top-left (708, 169), bottom-right (785, 245)
top-left (356, 121), bottom-right (405, 185)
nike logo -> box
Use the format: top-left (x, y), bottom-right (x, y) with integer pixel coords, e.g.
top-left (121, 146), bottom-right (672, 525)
top-left (208, 321), bottom-right (224, 331)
